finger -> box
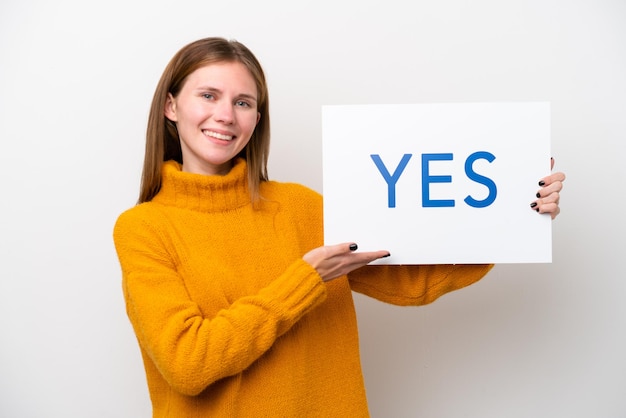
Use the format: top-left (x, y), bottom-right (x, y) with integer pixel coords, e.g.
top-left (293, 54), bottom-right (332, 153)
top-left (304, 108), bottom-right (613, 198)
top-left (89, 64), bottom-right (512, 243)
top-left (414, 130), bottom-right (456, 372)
top-left (530, 190), bottom-right (560, 208)
top-left (314, 248), bottom-right (390, 281)
top-left (550, 157), bottom-right (555, 170)
top-left (323, 242), bottom-right (359, 258)
top-left (535, 180), bottom-right (563, 198)
top-left (339, 249), bottom-right (390, 267)
top-left (336, 251), bottom-right (390, 277)
top-left (350, 250), bottom-right (391, 264)
top-left (535, 202), bottom-right (560, 219)
top-left (330, 243), bottom-right (389, 260)
top-left (539, 191), bottom-right (560, 205)
top-left (538, 171), bottom-right (566, 187)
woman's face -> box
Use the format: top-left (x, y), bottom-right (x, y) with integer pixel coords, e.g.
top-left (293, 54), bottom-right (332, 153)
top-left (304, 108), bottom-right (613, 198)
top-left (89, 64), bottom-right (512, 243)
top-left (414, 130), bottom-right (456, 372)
top-left (165, 61), bottom-right (260, 175)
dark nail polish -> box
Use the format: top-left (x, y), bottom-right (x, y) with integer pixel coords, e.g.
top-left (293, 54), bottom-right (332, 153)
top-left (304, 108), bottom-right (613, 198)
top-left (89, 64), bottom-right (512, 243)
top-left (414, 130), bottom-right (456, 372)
top-left (536, 192), bottom-right (541, 198)
top-left (349, 243), bottom-right (358, 251)
top-left (536, 208), bottom-right (540, 212)
top-left (530, 202), bottom-right (538, 208)
top-left (538, 180), bottom-right (546, 186)
top-left (382, 253), bottom-right (391, 258)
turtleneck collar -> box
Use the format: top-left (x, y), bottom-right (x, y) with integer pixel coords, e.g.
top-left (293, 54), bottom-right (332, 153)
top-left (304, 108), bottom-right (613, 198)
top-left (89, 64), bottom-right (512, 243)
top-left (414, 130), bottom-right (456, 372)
top-left (151, 158), bottom-right (251, 213)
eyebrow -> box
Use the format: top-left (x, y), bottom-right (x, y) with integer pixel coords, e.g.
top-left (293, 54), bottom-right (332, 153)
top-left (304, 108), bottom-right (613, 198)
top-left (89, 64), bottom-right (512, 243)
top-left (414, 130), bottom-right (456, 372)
top-left (196, 86), bottom-right (258, 102)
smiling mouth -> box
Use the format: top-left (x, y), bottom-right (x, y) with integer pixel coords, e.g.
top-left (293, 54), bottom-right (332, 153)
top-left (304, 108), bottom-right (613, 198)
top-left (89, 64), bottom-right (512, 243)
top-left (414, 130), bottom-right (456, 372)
top-left (203, 130), bottom-right (234, 141)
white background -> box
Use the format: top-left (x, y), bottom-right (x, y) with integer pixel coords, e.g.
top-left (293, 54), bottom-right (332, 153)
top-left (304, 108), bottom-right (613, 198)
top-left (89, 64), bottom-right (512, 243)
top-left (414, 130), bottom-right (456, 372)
top-left (1, 1), bottom-right (625, 417)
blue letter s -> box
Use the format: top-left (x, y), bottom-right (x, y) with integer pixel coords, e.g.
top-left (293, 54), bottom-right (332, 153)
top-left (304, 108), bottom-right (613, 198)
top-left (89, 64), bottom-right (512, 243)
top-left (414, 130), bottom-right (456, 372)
top-left (464, 151), bottom-right (497, 208)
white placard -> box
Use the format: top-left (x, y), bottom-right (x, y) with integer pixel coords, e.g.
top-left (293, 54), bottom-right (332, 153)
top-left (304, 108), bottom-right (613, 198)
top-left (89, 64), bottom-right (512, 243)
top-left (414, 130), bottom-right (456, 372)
top-left (322, 102), bottom-right (551, 264)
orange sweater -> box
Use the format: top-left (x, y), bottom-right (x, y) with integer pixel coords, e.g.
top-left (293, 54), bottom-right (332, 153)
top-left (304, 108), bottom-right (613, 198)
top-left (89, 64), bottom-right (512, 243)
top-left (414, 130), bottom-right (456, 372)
top-left (113, 159), bottom-right (492, 417)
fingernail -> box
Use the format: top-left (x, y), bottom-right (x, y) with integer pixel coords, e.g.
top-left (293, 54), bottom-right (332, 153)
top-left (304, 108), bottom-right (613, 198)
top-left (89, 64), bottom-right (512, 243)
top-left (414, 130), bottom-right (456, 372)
top-left (536, 192), bottom-right (541, 198)
top-left (536, 208), bottom-right (540, 212)
top-left (538, 180), bottom-right (546, 186)
top-left (382, 253), bottom-right (391, 258)
top-left (349, 243), bottom-right (358, 251)
top-left (530, 202), bottom-right (538, 208)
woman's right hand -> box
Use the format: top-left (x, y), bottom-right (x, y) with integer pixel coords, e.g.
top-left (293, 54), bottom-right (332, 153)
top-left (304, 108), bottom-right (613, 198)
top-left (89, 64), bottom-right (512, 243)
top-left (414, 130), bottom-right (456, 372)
top-left (303, 243), bottom-right (390, 282)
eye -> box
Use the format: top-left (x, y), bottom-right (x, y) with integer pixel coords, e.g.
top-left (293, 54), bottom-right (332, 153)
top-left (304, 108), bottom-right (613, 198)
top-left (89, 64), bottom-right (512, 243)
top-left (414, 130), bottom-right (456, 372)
top-left (235, 100), bottom-right (251, 108)
top-left (202, 93), bottom-right (215, 100)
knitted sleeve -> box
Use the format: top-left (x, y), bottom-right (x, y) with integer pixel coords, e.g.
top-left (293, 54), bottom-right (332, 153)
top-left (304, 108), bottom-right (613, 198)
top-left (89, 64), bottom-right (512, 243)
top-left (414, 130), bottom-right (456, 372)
top-left (348, 263), bottom-right (494, 306)
top-left (113, 210), bottom-right (327, 396)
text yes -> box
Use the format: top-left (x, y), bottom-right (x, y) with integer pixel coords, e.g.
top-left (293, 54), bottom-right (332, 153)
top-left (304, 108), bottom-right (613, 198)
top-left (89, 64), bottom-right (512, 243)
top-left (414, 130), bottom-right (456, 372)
top-left (370, 152), bottom-right (498, 208)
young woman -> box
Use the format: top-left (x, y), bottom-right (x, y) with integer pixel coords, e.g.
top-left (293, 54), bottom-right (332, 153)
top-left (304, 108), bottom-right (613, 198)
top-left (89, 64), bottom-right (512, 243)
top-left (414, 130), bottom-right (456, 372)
top-left (113, 37), bottom-right (565, 417)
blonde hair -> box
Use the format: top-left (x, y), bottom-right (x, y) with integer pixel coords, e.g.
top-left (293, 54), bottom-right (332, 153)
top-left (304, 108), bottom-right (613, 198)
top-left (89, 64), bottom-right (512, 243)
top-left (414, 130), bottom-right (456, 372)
top-left (139, 37), bottom-right (270, 204)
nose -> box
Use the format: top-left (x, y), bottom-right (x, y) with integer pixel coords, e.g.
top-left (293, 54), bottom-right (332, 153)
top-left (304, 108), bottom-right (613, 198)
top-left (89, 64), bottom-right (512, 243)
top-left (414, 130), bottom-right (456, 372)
top-left (214, 100), bottom-right (235, 125)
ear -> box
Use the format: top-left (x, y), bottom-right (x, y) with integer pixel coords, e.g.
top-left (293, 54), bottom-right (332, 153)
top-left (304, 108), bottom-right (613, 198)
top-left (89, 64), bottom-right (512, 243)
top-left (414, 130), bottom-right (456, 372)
top-left (164, 93), bottom-right (178, 122)
top-left (256, 112), bottom-right (261, 125)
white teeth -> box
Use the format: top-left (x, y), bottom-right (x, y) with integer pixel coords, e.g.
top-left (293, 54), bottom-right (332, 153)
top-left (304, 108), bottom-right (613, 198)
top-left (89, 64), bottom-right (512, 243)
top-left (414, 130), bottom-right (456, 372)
top-left (204, 130), bottom-right (234, 141)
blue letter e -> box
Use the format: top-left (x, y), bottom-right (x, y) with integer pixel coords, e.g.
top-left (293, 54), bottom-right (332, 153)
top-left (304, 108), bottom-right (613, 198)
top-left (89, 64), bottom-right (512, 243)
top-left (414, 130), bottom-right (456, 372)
top-left (422, 153), bottom-right (455, 207)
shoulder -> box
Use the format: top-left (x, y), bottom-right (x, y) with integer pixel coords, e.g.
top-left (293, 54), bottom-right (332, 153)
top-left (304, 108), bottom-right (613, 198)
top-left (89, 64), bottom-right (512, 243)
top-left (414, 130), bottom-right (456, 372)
top-left (113, 202), bottom-right (179, 263)
top-left (113, 202), bottom-right (164, 241)
top-left (115, 202), bottom-right (159, 226)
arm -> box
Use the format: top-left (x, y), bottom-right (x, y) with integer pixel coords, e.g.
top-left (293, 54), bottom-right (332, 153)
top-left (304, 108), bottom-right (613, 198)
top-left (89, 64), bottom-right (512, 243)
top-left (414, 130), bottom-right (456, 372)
top-left (113, 212), bottom-right (327, 396)
top-left (348, 263), bottom-right (493, 306)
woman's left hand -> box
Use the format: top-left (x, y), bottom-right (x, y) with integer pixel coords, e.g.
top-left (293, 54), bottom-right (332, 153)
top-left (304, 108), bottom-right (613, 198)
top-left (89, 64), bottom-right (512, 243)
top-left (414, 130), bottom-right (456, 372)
top-left (531, 158), bottom-right (566, 220)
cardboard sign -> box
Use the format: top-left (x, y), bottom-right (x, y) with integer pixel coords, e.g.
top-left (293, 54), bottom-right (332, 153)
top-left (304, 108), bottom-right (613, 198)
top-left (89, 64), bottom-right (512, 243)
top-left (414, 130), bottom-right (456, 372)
top-left (322, 102), bottom-right (552, 264)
